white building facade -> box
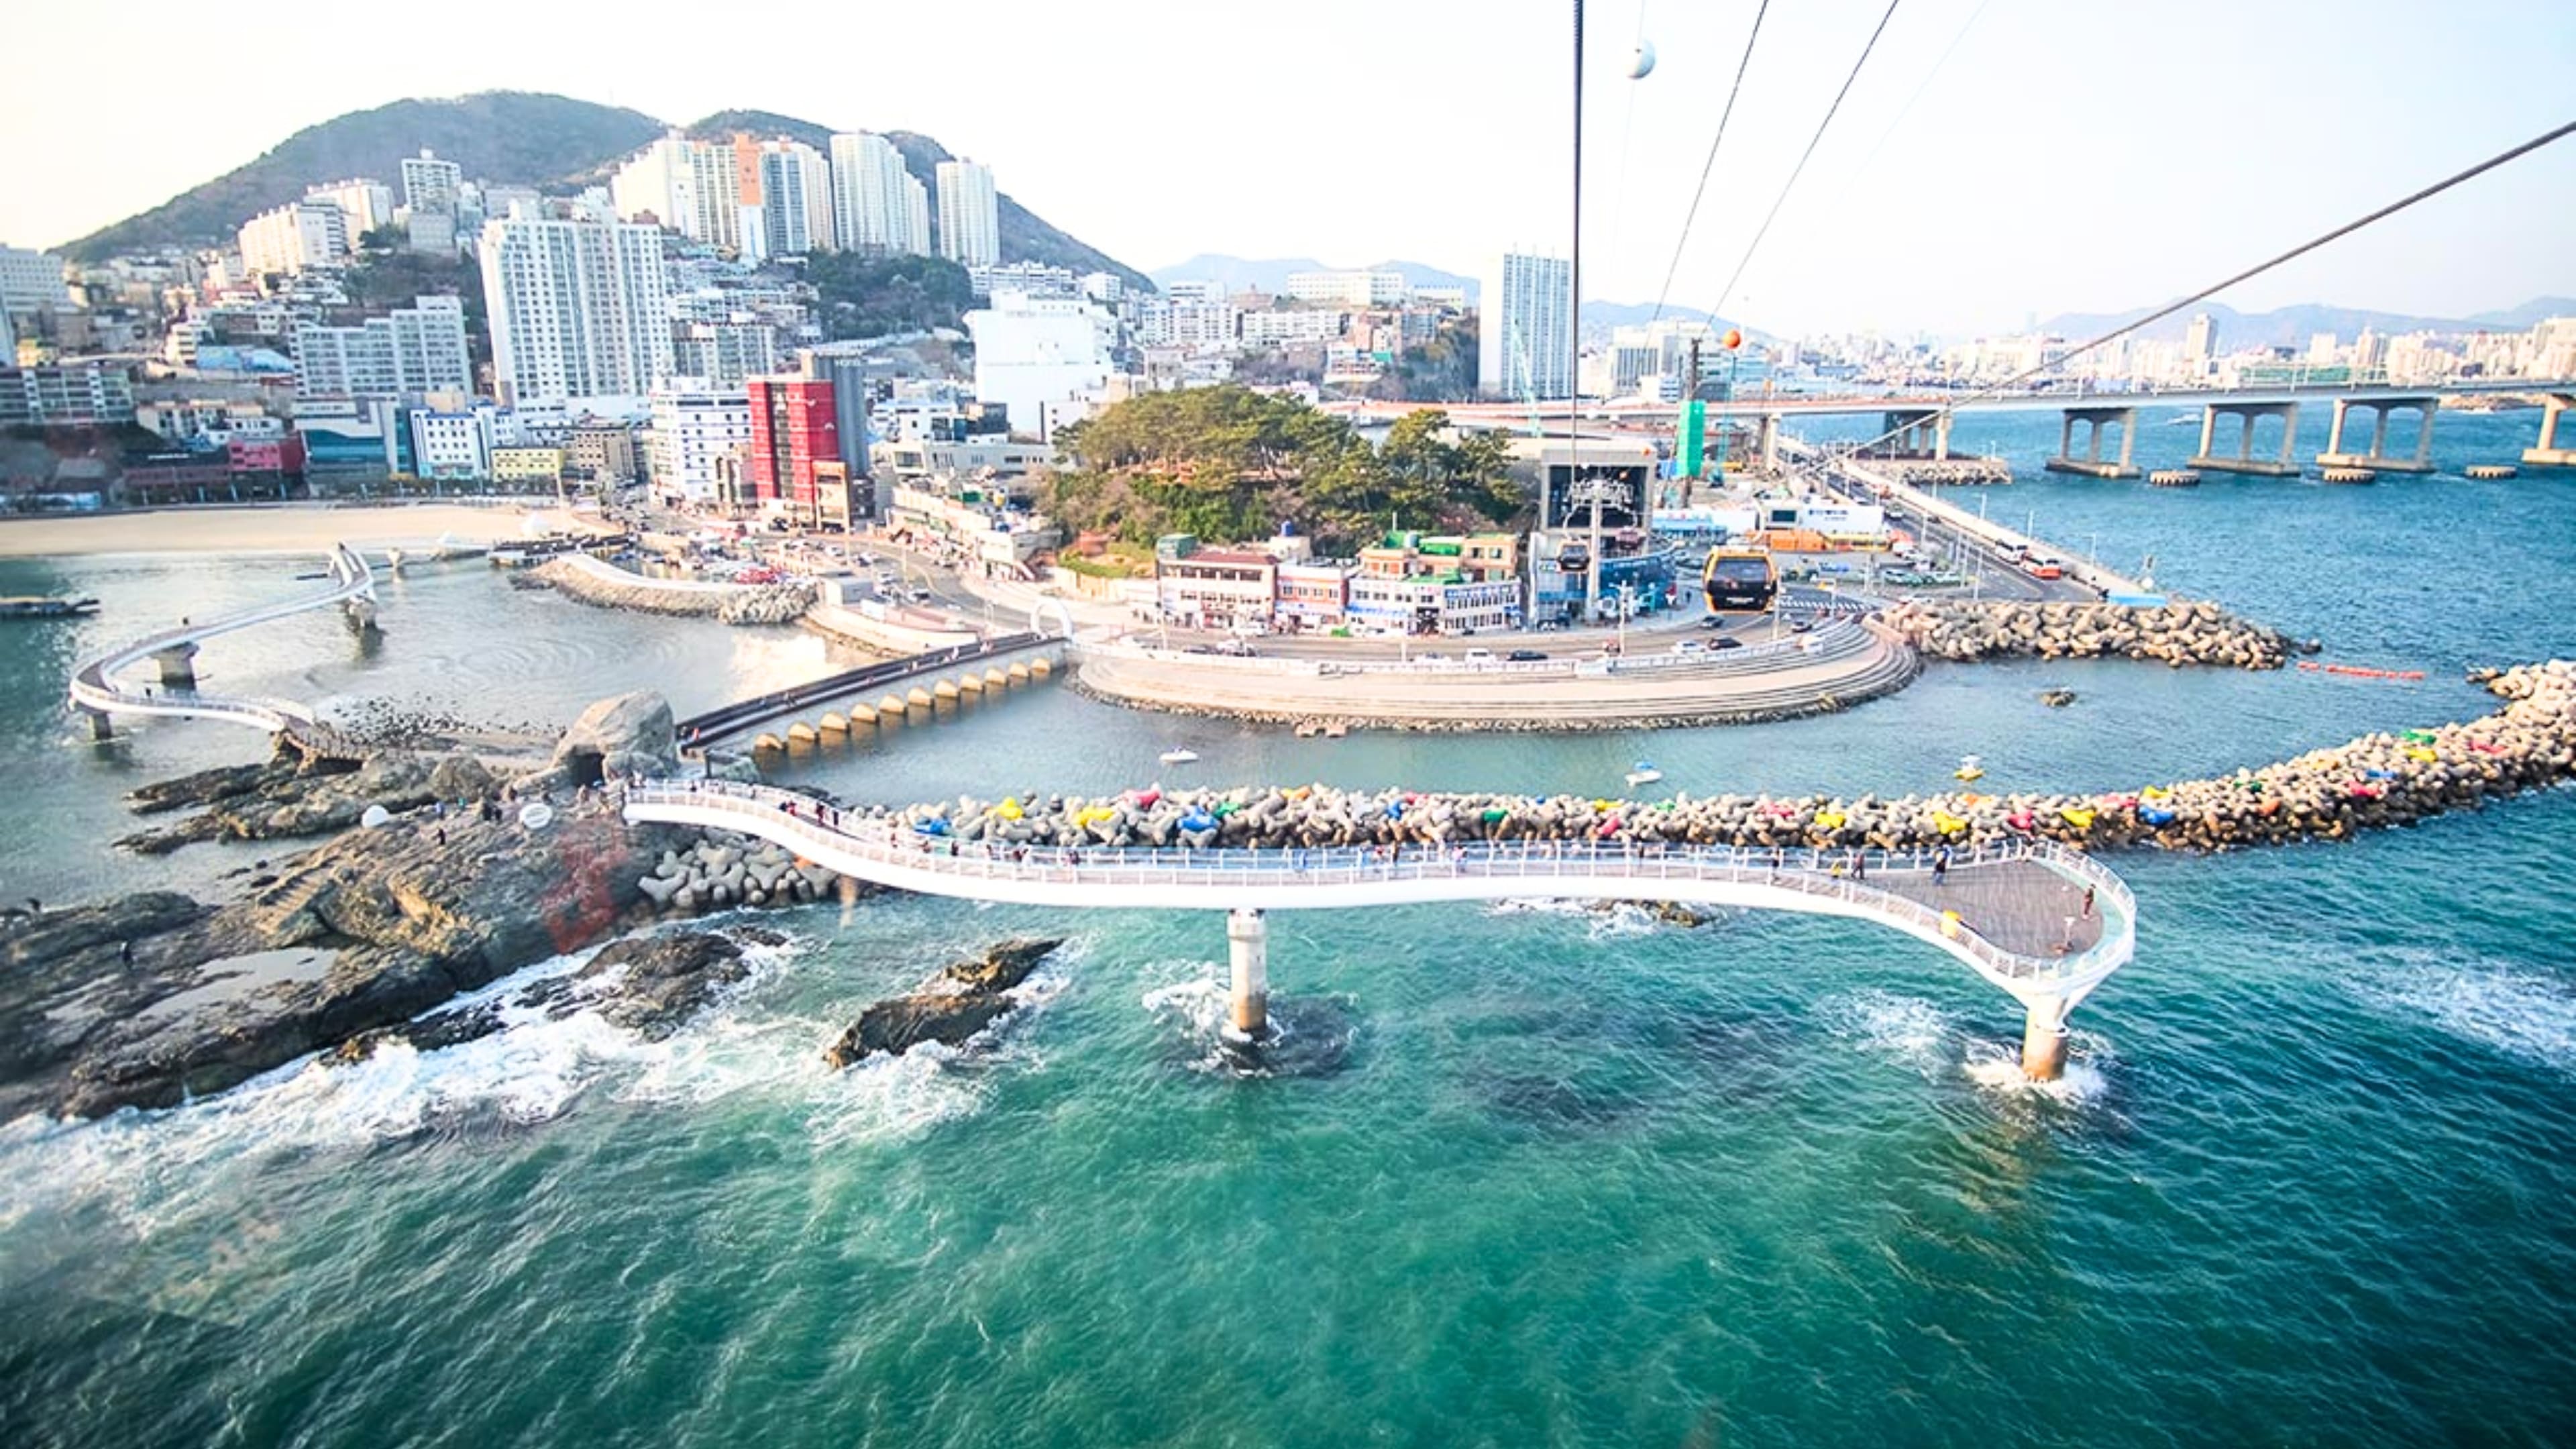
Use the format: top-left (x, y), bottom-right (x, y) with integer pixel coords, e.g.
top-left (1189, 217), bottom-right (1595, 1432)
top-left (964, 291), bottom-right (1114, 441)
top-left (1478, 252), bottom-right (1571, 400)
top-left (0, 245), bottom-right (74, 314)
top-left (239, 200), bottom-right (350, 276)
top-left (756, 142), bottom-right (836, 257)
top-left (1285, 270), bottom-right (1405, 307)
top-left (293, 295), bottom-right (472, 401)
top-left (479, 211), bottom-right (676, 406)
top-left (828, 133), bottom-right (929, 257)
top-left (648, 383), bottom-right (754, 503)
top-left (936, 158), bottom-right (1000, 268)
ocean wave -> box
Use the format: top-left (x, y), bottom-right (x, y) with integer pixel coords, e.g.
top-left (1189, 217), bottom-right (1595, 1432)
top-left (2355, 953), bottom-right (2576, 1075)
top-left (1961, 1033), bottom-right (2114, 1105)
top-left (1816, 989), bottom-right (1957, 1072)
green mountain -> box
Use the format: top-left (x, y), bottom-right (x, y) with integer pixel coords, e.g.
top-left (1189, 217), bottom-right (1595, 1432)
top-left (61, 91), bottom-right (1152, 292)
top-left (62, 93), bottom-right (664, 260)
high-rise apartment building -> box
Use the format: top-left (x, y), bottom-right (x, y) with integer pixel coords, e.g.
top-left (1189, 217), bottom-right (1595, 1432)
top-left (400, 150), bottom-right (464, 253)
top-left (936, 158), bottom-right (1000, 268)
top-left (1477, 252), bottom-right (1571, 400)
top-left (0, 245), bottom-right (74, 314)
top-left (755, 141), bottom-right (836, 257)
top-left (828, 133), bottom-right (930, 258)
top-left (292, 295), bottom-right (472, 400)
top-left (239, 200), bottom-right (351, 276)
top-left (400, 151), bottom-right (463, 217)
top-left (306, 180), bottom-right (396, 241)
top-left (2182, 313), bottom-right (2217, 380)
top-left (647, 382), bottom-right (753, 504)
top-left (478, 210), bottom-right (675, 405)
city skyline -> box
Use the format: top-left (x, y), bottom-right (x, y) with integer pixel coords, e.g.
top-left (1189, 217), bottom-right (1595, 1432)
top-left (3, 0), bottom-right (2569, 335)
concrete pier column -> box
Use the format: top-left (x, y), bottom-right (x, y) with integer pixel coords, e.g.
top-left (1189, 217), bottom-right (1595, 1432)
top-left (2370, 405), bottom-right (2390, 460)
top-left (1757, 413), bottom-right (1779, 471)
top-left (1226, 907), bottom-right (1269, 1040)
top-left (2326, 398), bottom-right (2351, 457)
top-left (2116, 411), bottom-right (2136, 470)
top-left (2059, 412), bottom-right (2076, 462)
top-left (84, 709), bottom-right (112, 741)
top-left (2238, 410), bottom-right (2257, 462)
top-left (153, 642), bottom-right (199, 688)
top-left (2021, 995), bottom-right (2069, 1081)
top-left (1933, 413), bottom-right (1953, 460)
top-left (2275, 403), bottom-right (2300, 468)
top-left (2528, 394), bottom-right (2575, 467)
top-left (2413, 401), bottom-right (2435, 468)
top-left (2198, 406), bottom-right (2218, 462)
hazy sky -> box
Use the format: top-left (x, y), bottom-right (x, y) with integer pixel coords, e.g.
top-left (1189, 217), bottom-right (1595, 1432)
top-left (4, 0), bottom-right (2569, 335)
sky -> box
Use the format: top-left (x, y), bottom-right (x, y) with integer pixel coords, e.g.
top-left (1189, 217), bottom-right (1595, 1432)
top-left (3, 0), bottom-right (2569, 337)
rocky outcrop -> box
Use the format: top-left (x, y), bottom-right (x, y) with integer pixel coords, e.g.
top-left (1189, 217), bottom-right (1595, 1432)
top-left (116, 750), bottom-right (498, 855)
top-left (3, 796), bottom-right (680, 1119)
top-left (553, 690), bottom-right (680, 782)
top-left (822, 937), bottom-right (1063, 1067)
top-left (333, 926), bottom-right (772, 1063)
top-left (844, 661), bottom-right (2576, 857)
top-left (1883, 598), bottom-right (2306, 669)
top-left (526, 556), bottom-right (814, 627)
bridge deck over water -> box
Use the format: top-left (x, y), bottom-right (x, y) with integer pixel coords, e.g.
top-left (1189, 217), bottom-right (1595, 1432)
top-left (67, 545), bottom-right (378, 758)
top-left (622, 779), bottom-right (2132, 1025)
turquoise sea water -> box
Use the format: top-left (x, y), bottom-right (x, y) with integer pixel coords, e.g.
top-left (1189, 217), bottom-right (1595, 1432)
top-left (4, 411), bottom-right (2575, 1445)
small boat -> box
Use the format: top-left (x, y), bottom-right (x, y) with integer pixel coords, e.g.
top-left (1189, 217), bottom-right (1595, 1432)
top-left (1159, 748), bottom-right (1199, 765)
top-left (1954, 754), bottom-right (1985, 782)
top-left (1625, 762), bottom-right (1664, 788)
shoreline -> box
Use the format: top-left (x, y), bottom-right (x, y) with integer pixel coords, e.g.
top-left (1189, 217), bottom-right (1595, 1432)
top-left (0, 502), bottom-right (610, 559)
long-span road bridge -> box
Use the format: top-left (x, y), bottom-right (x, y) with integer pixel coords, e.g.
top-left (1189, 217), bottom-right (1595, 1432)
top-left (625, 777), bottom-right (2133, 1081)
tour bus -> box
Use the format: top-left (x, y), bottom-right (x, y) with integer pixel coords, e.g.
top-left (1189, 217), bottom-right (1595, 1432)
top-left (1702, 547), bottom-right (1779, 614)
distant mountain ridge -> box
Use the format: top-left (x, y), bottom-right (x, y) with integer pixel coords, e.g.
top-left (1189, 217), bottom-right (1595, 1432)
top-left (1149, 254), bottom-right (1479, 299)
top-left (2031, 297), bottom-right (2575, 348)
top-left (58, 91), bottom-right (1150, 289)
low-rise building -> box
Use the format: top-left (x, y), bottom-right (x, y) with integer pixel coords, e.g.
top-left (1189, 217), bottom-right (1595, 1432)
top-left (407, 408), bottom-right (495, 482)
top-left (565, 425), bottom-right (639, 489)
top-left (1155, 546), bottom-right (1277, 629)
top-left (885, 481), bottom-right (1063, 576)
top-left (647, 383), bottom-right (753, 505)
top-left (1275, 561), bottom-right (1349, 626)
top-left (492, 446), bottom-right (566, 491)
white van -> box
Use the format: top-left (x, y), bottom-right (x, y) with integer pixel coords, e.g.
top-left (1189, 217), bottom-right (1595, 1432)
top-left (1462, 647), bottom-right (1497, 665)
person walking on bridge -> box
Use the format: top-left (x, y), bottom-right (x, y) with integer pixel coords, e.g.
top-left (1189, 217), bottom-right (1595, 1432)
top-left (1933, 845), bottom-right (1951, 886)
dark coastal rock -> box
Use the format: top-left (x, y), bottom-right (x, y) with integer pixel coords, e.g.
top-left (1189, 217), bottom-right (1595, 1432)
top-left (824, 995), bottom-right (1017, 1068)
top-left (823, 937), bottom-right (1065, 1067)
top-left (21, 799), bottom-right (676, 1119)
top-left (124, 758), bottom-right (301, 815)
top-left (333, 929), bottom-right (752, 1065)
top-left (117, 751), bottom-right (501, 853)
top-left (940, 937), bottom-right (1064, 993)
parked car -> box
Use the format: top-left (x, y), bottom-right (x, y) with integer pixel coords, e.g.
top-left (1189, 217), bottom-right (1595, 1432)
top-left (1462, 647), bottom-right (1497, 665)
top-left (1673, 639), bottom-right (1708, 655)
top-left (1713, 637), bottom-right (1745, 651)
top-left (1506, 649), bottom-right (1549, 662)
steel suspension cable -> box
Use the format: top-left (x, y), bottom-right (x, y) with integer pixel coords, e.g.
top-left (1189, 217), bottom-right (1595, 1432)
top-left (1702, 0), bottom-right (1906, 325)
top-left (1646, 0), bottom-right (1773, 326)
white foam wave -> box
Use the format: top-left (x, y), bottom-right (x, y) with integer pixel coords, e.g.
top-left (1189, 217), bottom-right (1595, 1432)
top-left (0, 926), bottom-right (1083, 1229)
top-left (2359, 955), bottom-right (2576, 1075)
top-left (1961, 1034), bottom-right (2114, 1105)
top-left (1817, 989), bottom-right (1957, 1071)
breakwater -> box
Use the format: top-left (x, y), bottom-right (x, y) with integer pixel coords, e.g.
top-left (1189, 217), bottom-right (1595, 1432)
top-left (637, 833), bottom-right (859, 912)
top-left (835, 661), bottom-right (2575, 855)
top-left (1882, 598), bottom-right (2304, 669)
top-left (526, 556), bottom-right (814, 626)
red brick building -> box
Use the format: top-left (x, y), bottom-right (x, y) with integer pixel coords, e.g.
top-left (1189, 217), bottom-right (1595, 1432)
top-left (745, 375), bottom-right (839, 517)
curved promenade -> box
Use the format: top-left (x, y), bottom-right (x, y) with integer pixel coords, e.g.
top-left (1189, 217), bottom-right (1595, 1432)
top-left (67, 544), bottom-right (376, 758)
top-left (1071, 619), bottom-right (1922, 730)
top-left (624, 777), bottom-right (2131, 1078)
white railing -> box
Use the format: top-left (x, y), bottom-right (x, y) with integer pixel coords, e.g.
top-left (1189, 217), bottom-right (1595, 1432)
top-left (1091, 619), bottom-right (1877, 680)
top-left (68, 545), bottom-right (375, 747)
top-left (624, 777), bottom-right (2134, 992)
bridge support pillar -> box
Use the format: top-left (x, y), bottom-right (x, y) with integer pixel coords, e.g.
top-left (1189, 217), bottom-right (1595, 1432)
top-left (2020, 995), bottom-right (2069, 1081)
top-left (83, 708), bottom-right (112, 741)
top-left (1756, 413), bottom-right (1780, 472)
top-left (2522, 393), bottom-right (2576, 468)
top-left (152, 643), bottom-right (199, 688)
top-left (2318, 396), bottom-right (2438, 474)
top-left (2189, 402), bottom-right (2302, 476)
top-left (343, 596), bottom-right (380, 636)
top-left (1224, 907), bottom-right (1269, 1041)
top-left (2044, 407), bottom-right (2141, 478)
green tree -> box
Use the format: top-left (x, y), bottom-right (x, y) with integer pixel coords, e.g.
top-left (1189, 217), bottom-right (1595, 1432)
top-left (803, 253), bottom-right (977, 339)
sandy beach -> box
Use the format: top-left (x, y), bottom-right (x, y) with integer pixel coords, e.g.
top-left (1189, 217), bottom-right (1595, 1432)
top-left (0, 502), bottom-right (612, 558)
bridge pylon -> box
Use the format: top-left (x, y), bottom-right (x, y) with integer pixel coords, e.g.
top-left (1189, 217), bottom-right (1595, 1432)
top-left (2021, 994), bottom-right (2070, 1081)
top-left (1225, 907), bottom-right (1270, 1042)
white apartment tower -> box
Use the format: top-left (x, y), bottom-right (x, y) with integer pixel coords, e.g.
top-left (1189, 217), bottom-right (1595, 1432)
top-left (306, 180), bottom-right (396, 241)
top-left (829, 133), bottom-right (930, 258)
top-left (1478, 252), bottom-right (1572, 400)
top-left (0, 245), bottom-right (75, 313)
top-left (936, 158), bottom-right (1000, 268)
top-left (401, 150), bottom-right (465, 254)
top-left (756, 141), bottom-right (836, 257)
top-left (238, 200), bottom-right (350, 276)
top-left (478, 209), bottom-right (676, 405)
